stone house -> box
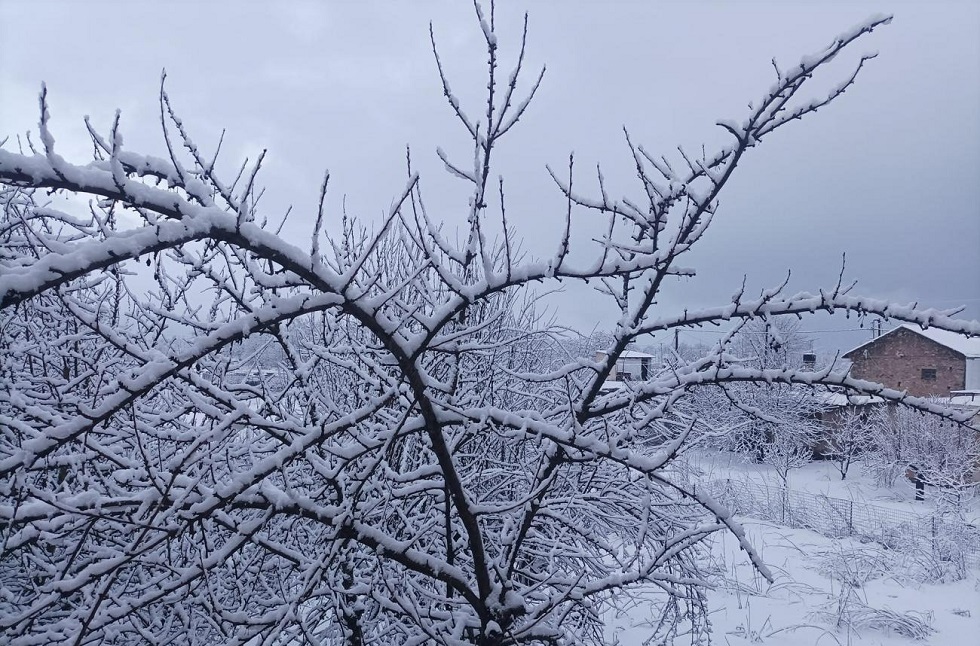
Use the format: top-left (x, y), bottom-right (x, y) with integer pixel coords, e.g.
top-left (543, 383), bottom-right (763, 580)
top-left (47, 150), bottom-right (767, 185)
top-left (836, 325), bottom-right (980, 484)
top-left (842, 324), bottom-right (980, 397)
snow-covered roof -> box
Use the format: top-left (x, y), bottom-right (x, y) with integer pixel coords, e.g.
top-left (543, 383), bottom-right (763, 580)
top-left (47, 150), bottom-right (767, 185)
top-left (948, 394), bottom-right (980, 408)
top-left (818, 392), bottom-right (885, 407)
top-left (843, 324), bottom-right (980, 359)
top-left (619, 350), bottom-right (655, 359)
top-left (595, 350), bottom-right (656, 360)
top-left (598, 380), bottom-right (628, 393)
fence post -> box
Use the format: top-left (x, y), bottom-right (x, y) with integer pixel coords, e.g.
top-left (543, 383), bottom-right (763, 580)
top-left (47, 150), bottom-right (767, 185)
top-left (848, 500), bottom-right (854, 535)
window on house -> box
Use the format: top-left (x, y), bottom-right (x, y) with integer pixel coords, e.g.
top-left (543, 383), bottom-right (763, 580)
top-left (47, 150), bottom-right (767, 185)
top-left (921, 368), bottom-right (937, 381)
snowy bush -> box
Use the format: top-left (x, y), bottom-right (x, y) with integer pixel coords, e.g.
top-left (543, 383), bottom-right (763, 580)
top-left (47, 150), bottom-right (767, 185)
top-left (818, 545), bottom-right (893, 588)
top-left (1, 4), bottom-right (977, 645)
top-left (866, 402), bottom-right (980, 499)
top-left (814, 589), bottom-right (935, 641)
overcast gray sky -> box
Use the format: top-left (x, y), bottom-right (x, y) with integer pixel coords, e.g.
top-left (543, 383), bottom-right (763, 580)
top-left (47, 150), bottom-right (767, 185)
top-left (2, 1), bottom-right (977, 354)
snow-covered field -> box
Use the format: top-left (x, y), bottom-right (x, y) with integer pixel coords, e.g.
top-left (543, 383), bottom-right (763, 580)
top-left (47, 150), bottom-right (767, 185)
top-left (608, 454), bottom-right (980, 645)
top-left (688, 452), bottom-right (980, 524)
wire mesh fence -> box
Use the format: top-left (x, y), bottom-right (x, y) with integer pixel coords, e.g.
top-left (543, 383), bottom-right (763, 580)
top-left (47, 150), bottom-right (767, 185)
top-left (700, 478), bottom-right (980, 566)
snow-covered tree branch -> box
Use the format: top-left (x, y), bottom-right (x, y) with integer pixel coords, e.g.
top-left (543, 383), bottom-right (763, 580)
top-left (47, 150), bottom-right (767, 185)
top-left (1, 4), bottom-right (977, 645)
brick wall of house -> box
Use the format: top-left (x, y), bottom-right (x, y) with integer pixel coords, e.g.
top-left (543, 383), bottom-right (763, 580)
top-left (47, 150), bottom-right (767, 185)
top-left (845, 328), bottom-right (966, 397)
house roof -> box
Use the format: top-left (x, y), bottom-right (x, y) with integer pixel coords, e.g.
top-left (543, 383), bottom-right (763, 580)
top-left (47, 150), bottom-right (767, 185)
top-left (619, 350), bottom-right (655, 359)
top-left (843, 324), bottom-right (980, 359)
top-left (598, 380), bottom-right (628, 393)
top-left (818, 392), bottom-right (885, 407)
top-left (949, 394), bottom-right (980, 408)
top-left (595, 350), bottom-right (656, 360)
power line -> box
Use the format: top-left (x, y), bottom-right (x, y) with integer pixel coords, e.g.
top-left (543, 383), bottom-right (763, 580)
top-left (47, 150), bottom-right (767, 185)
top-left (671, 327), bottom-right (879, 335)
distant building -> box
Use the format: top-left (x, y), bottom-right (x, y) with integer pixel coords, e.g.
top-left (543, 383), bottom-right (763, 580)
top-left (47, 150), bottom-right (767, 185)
top-left (593, 350), bottom-right (657, 395)
top-left (842, 324), bottom-right (980, 397)
top-left (595, 350), bottom-right (655, 382)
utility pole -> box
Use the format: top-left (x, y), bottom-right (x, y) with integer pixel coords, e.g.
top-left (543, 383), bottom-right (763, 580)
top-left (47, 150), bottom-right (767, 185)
top-left (763, 321), bottom-right (771, 369)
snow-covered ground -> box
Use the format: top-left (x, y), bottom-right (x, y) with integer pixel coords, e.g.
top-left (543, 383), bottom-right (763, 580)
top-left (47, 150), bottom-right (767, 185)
top-left (686, 451), bottom-right (980, 524)
top-left (611, 520), bottom-right (980, 645)
top-left (607, 453), bottom-right (980, 645)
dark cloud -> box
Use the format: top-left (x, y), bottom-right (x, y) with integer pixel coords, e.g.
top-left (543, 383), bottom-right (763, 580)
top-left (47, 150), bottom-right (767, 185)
top-left (2, 1), bottom-right (977, 353)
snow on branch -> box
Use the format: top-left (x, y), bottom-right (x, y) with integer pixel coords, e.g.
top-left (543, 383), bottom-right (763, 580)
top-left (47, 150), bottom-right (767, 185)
top-left (2, 6), bottom-right (975, 646)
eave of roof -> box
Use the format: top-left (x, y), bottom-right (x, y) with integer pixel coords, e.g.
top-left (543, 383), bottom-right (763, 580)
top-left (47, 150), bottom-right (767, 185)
top-left (619, 350), bottom-right (656, 359)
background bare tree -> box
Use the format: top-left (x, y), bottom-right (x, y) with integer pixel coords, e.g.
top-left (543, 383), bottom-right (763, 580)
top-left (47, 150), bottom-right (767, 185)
top-left (822, 403), bottom-right (877, 480)
top-left (1, 6), bottom-right (978, 645)
top-left (866, 403), bottom-right (980, 501)
top-left (687, 318), bottom-right (823, 481)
